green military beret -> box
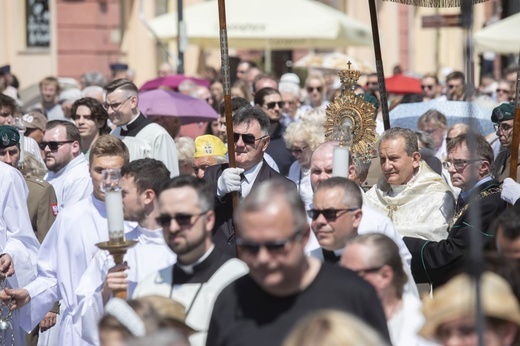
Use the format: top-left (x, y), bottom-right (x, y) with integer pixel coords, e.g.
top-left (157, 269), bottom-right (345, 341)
top-left (491, 102), bottom-right (515, 123)
top-left (0, 125), bottom-right (20, 148)
top-left (359, 93), bottom-right (380, 110)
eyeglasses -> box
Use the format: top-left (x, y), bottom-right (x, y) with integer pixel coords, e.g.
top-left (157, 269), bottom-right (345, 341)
top-left (436, 324), bottom-right (476, 342)
top-left (236, 230), bottom-right (303, 255)
top-left (494, 123), bottom-right (513, 133)
top-left (366, 81), bottom-right (378, 87)
top-left (496, 88), bottom-right (510, 94)
top-left (306, 208), bottom-right (359, 222)
top-left (264, 101), bottom-right (285, 110)
top-left (289, 145), bottom-right (308, 154)
top-left (421, 84), bottom-right (434, 90)
top-left (156, 210), bottom-right (209, 228)
top-left (39, 141), bottom-right (75, 151)
top-left (447, 83), bottom-right (460, 89)
top-left (442, 159), bottom-right (481, 171)
top-left (0, 112), bottom-right (12, 118)
top-left (307, 86), bottom-right (323, 93)
top-left (233, 132), bottom-right (268, 145)
top-left (102, 96), bottom-right (132, 111)
top-left (351, 265), bottom-right (383, 276)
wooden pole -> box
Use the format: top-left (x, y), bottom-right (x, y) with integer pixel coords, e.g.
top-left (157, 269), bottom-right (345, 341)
top-left (509, 55), bottom-right (520, 180)
top-left (368, 0), bottom-right (391, 130)
top-left (218, 0), bottom-right (240, 247)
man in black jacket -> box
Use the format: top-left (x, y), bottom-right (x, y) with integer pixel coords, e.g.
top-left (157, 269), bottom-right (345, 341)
top-left (204, 107), bottom-right (291, 257)
top-left (404, 133), bottom-right (506, 288)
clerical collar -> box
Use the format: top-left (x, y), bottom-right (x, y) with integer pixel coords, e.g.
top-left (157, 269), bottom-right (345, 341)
top-left (176, 245), bottom-right (215, 275)
top-left (120, 113), bottom-right (152, 136)
top-left (389, 184), bottom-right (407, 196)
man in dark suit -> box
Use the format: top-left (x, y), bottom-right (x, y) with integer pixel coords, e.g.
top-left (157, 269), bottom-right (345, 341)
top-left (204, 107), bottom-right (291, 257)
top-left (404, 133), bottom-right (506, 288)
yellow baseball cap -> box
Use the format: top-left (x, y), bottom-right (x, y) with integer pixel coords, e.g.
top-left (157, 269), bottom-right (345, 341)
top-left (193, 135), bottom-right (227, 158)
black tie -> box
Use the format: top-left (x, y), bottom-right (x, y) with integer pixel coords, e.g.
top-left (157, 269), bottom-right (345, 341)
top-left (456, 194), bottom-right (465, 213)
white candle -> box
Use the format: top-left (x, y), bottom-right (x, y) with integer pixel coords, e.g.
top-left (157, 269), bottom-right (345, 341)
top-left (19, 134), bottom-right (25, 164)
top-left (333, 145), bottom-right (350, 178)
top-left (105, 189), bottom-right (125, 243)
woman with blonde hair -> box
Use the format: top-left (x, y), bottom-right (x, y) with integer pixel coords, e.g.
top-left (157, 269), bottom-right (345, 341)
top-left (302, 72), bottom-right (328, 111)
top-left (283, 310), bottom-right (389, 346)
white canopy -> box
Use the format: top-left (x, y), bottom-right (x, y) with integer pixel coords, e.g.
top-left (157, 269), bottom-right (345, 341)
top-left (149, 0), bottom-right (373, 49)
top-left (474, 12), bottom-right (520, 54)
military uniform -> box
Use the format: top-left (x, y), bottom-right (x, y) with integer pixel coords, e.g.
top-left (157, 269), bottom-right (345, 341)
top-left (25, 175), bottom-right (58, 243)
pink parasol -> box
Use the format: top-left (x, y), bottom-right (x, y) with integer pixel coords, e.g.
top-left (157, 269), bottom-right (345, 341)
top-left (140, 74), bottom-right (210, 92)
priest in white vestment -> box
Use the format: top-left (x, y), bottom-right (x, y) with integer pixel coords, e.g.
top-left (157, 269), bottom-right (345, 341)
top-left (365, 128), bottom-right (455, 241)
top-left (0, 135), bottom-right (131, 346)
top-left (103, 79), bottom-right (179, 177)
top-left (0, 162), bottom-right (40, 346)
top-left (75, 158), bottom-right (177, 344)
top-left (132, 175), bottom-right (248, 346)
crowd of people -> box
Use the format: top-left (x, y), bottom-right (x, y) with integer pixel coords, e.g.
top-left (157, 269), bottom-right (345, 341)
top-left (0, 58), bottom-right (520, 346)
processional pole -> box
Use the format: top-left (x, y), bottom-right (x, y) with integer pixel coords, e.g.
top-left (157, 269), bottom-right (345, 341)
top-left (218, 0), bottom-right (240, 250)
top-left (368, 0), bottom-right (391, 131)
top-left (509, 54), bottom-right (520, 180)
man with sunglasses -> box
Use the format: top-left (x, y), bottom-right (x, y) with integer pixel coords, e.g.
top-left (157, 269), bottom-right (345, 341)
top-left (204, 107), bottom-right (292, 257)
top-left (75, 158), bottom-right (177, 344)
top-left (43, 120), bottom-right (92, 212)
top-left (103, 79), bottom-right (179, 178)
top-left (421, 73), bottom-right (444, 101)
top-left (403, 133), bottom-right (506, 288)
top-left (491, 102), bottom-right (518, 183)
top-left (1, 135), bottom-right (132, 345)
top-left (132, 175), bottom-right (248, 346)
top-left (254, 87), bottom-right (295, 176)
top-left (445, 71), bottom-right (466, 101)
top-left (207, 179), bottom-right (390, 346)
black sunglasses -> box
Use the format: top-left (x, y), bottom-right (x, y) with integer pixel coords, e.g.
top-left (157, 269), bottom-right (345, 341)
top-left (39, 141), bottom-right (75, 151)
top-left (307, 208), bottom-right (359, 221)
top-left (307, 86), bottom-right (323, 93)
top-left (289, 145), bottom-right (308, 154)
top-left (156, 210), bottom-right (208, 228)
top-left (233, 132), bottom-right (267, 145)
top-left (264, 101), bottom-right (285, 110)
top-left (421, 84), bottom-right (434, 90)
top-left (236, 230), bottom-right (303, 255)
top-left (351, 265), bottom-right (383, 276)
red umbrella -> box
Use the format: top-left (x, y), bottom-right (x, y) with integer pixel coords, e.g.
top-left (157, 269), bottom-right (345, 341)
top-left (138, 89), bottom-right (218, 124)
top-left (385, 74), bottom-right (422, 94)
top-left (140, 74), bottom-right (211, 92)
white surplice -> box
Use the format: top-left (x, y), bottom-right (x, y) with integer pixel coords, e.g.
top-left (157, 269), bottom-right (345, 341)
top-left (75, 225), bottom-right (177, 344)
top-left (44, 153), bottom-right (92, 211)
top-left (0, 162), bottom-right (40, 346)
top-left (20, 195), bottom-right (133, 346)
top-left (365, 160), bottom-right (455, 241)
top-left (112, 123), bottom-right (179, 178)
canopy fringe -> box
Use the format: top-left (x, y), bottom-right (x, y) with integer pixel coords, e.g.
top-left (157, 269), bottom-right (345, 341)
top-left (382, 0), bottom-right (487, 7)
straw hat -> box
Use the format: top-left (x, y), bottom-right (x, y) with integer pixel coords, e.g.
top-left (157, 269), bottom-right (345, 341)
top-left (137, 295), bottom-right (197, 336)
top-left (420, 271), bottom-right (520, 339)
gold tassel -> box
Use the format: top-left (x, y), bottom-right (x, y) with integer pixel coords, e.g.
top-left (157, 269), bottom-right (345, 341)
top-left (382, 0), bottom-right (488, 7)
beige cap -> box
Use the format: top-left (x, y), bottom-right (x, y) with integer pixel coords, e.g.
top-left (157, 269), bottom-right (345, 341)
top-left (420, 271), bottom-right (520, 339)
top-left (22, 111), bottom-right (47, 131)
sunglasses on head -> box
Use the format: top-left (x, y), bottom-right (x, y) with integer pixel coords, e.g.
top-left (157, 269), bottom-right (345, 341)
top-left (39, 141), bottom-right (74, 151)
top-left (155, 210), bottom-right (208, 228)
top-left (264, 101), bottom-right (285, 110)
top-left (307, 208), bottom-right (359, 221)
top-left (233, 132), bottom-right (267, 145)
top-left (307, 86), bottom-right (323, 93)
top-left (236, 230), bottom-right (303, 255)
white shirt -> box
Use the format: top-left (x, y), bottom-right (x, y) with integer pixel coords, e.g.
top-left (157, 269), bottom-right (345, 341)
top-left (240, 160), bottom-right (263, 198)
top-left (0, 163), bottom-right (40, 346)
top-left (112, 121), bottom-right (180, 178)
top-left (20, 195), bottom-right (133, 346)
top-left (75, 225), bottom-right (177, 345)
top-left (44, 153), bottom-right (92, 212)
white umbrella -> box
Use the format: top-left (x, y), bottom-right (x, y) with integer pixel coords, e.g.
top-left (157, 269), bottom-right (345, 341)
top-left (148, 0), bottom-right (372, 50)
top-left (474, 12), bottom-right (520, 54)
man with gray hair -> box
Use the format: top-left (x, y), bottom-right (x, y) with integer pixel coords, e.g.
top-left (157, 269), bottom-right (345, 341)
top-left (104, 79), bottom-right (179, 177)
top-left (365, 127), bottom-right (455, 242)
top-left (207, 179), bottom-right (390, 345)
top-left (278, 81), bottom-right (302, 127)
top-left (204, 107), bottom-right (291, 257)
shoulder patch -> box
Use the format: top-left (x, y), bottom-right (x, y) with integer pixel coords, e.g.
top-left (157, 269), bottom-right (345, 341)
top-left (51, 203), bottom-right (59, 216)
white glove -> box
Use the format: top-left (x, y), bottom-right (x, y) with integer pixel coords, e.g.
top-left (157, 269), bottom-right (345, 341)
top-left (501, 177), bottom-right (520, 205)
top-left (217, 168), bottom-right (245, 196)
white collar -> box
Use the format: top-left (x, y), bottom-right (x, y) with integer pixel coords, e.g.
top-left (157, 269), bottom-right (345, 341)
top-left (121, 113), bottom-right (140, 131)
top-left (176, 245), bottom-right (215, 275)
top-left (242, 160), bottom-right (264, 184)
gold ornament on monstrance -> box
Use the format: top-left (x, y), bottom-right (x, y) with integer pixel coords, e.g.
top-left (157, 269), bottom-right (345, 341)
top-left (324, 63), bottom-right (378, 163)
